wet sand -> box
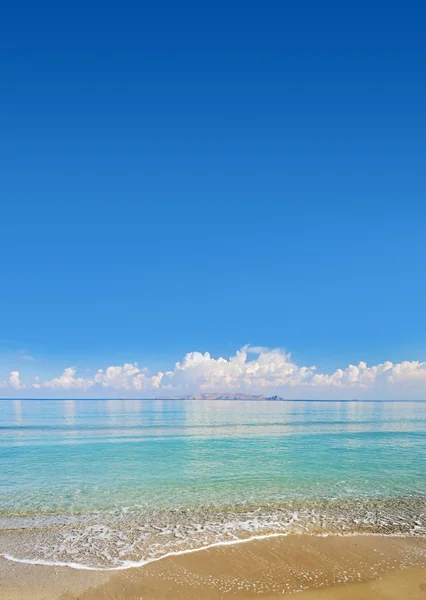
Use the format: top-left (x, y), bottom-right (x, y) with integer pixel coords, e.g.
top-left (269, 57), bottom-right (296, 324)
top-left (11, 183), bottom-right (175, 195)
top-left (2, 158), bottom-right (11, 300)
top-left (1, 535), bottom-right (425, 599)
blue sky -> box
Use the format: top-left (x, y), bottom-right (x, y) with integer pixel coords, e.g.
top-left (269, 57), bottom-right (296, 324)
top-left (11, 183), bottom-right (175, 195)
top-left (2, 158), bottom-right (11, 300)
top-left (1, 1), bottom-right (425, 397)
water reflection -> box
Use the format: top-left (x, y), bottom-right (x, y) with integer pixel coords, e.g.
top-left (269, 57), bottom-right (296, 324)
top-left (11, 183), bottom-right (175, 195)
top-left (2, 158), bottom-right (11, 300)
top-left (12, 399), bottom-right (22, 426)
top-left (63, 400), bottom-right (76, 427)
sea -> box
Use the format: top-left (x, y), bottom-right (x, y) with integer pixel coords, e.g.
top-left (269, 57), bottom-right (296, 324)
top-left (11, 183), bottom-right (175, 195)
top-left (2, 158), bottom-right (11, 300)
top-left (0, 399), bottom-right (425, 570)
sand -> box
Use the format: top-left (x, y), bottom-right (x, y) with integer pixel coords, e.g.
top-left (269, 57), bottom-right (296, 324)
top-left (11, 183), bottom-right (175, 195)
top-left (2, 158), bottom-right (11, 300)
top-left (0, 535), bottom-right (425, 599)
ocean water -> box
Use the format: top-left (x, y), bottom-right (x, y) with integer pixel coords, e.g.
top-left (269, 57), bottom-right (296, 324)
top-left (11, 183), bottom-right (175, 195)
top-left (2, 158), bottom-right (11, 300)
top-left (0, 399), bottom-right (425, 569)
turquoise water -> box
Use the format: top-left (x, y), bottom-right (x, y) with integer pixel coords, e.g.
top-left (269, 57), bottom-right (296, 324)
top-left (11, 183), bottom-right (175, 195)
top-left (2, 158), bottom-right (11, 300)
top-left (1, 399), bottom-right (425, 568)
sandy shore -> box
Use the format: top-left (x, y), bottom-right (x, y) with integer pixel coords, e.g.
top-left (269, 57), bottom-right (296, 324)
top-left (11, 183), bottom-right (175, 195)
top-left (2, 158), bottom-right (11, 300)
top-left (1, 535), bottom-right (425, 599)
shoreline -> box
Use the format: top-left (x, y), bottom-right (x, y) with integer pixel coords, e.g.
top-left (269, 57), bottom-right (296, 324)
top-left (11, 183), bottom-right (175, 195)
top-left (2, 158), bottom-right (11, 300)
top-left (0, 531), bottom-right (424, 572)
top-left (1, 532), bottom-right (293, 572)
top-left (1, 534), bottom-right (425, 599)
top-left (2, 494), bottom-right (424, 571)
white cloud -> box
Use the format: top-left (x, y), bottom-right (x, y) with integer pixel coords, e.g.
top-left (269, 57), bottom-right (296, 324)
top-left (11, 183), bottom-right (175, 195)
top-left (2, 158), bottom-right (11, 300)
top-left (94, 363), bottom-right (142, 390)
top-left (158, 346), bottom-right (315, 392)
top-left (1, 346), bottom-right (426, 398)
top-left (37, 367), bottom-right (94, 391)
top-left (9, 371), bottom-right (25, 390)
top-left (310, 359), bottom-right (426, 391)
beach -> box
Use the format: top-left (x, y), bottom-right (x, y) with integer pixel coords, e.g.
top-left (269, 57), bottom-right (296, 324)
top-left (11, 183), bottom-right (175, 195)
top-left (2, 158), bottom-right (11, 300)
top-left (1, 534), bottom-right (426, 599)
top-left (1, 399), bottom-right (425, 598)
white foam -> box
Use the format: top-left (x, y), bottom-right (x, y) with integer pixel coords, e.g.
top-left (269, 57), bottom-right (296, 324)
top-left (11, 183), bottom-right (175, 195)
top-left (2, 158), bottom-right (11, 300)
top-left (1, 500), bottom-right (422, 572)
top-left (0, 532), bottom-right (289, 572)
top-left (0, 531), bottom-right (414, 572)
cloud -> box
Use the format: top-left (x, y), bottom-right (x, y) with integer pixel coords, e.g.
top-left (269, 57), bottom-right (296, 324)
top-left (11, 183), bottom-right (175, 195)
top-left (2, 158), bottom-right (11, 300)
top-left (1, 346), bottom-right (426, 398)
top-left (9, 371), bottom-right (25, 390)
top-left (309, 359), bottom-right (426, 390)
top-left (37, 367), bottom-right (94, 391)
top-left (8, 349), bottom-right (36, 361)
top-left (158, 346), bottom-right (315, 392)
top-left (94, 363), bottom-right (144, 390)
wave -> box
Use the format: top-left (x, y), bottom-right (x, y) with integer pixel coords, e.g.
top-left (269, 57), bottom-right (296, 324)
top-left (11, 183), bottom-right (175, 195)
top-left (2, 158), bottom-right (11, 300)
top-left (0, 532), bottom-right (292, 571)
top-left (0, 497), bottom-right (425, 571)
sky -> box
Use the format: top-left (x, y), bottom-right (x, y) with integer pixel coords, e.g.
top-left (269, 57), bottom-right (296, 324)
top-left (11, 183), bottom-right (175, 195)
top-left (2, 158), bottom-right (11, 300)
top-left (1, 1), bottom-right (425, 399)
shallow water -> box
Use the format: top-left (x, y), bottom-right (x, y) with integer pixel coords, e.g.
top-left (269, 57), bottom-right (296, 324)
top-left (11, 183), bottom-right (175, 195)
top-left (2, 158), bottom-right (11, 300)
top-left (0, 399), bottom-right (425, 568)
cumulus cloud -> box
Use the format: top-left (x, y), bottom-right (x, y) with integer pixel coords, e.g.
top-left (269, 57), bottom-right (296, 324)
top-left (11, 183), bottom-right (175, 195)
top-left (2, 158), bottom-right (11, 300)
top-left (158, 346), bottom-right (315, 391)
top-left (37, 367), bottom-right (94, 391)
top-left (9, 371), bottom-right (25, 390)
top-left (1, 346), bottom-right (426, 398)
top-left (94, 363), bottom-right (142, 390)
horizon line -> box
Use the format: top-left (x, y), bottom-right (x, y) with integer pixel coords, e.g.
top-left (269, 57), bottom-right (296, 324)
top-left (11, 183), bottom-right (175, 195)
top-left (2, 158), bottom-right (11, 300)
top-left (1, 397), bottom-right (426, 403)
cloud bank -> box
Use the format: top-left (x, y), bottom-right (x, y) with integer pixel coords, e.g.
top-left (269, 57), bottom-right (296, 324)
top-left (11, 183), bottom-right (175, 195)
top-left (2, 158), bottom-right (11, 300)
top-left (2, 346), bottom-right (426, 399)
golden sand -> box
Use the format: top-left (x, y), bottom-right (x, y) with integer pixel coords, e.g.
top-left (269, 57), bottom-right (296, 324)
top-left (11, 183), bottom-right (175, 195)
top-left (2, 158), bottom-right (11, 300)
top-left (0, 535), bottom-right (425, 599)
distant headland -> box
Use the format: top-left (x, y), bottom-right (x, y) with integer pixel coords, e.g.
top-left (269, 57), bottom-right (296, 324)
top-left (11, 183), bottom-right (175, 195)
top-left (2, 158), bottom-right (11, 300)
top-left (159, 393), bottom-right (285, 401)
